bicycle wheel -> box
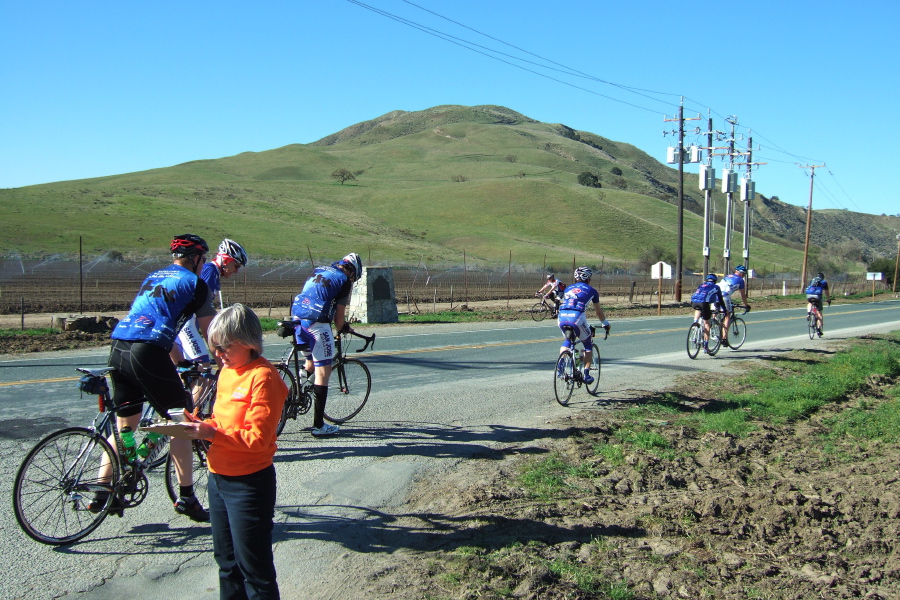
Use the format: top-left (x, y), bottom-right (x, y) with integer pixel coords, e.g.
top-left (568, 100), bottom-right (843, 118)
top-left (275, 364), bottom-right (298, 436)
top-left (165, 439), bottom-right (209, 505)
top-left (686, 322), bottom-right (702, 359)
top-left (553, 352), bottom-right (576, 406)
top-left (729, 317), bottom-right (747, 349)
top-left (324, 358), bottom-right (371, 424)
top-left (530, 301), bottom-right (550, 322)
top-left (139, 406), bottom-right (170, 471)
top-left (193, 375), bottom-right (218, 419)
top-left (708, 319), bottom-right (723, 356)
top-left (13, 427), bottom-right (119, 545)
top-left (808, 312), bottom-right (817, 339)
top-left (584, 344), bottom-right (601, 395)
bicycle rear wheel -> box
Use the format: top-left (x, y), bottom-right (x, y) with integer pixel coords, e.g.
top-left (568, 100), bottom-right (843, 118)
top-left (686, 322), bottom-right (702, 359)
top-left (13, 427), bottom-right (118, 545)
top-left (729, 317), bottom-right (747, 349)
top-left (324, 358), bottom-right (371, 423)
top-left (585, 344), bottom-right (601, 395)
top-left (165, 439), bottom-right (209, 505)
top-left (708, 319), bottom-right (723, 356)
top-left (275, 364), bottom-right (298, 436)
top-left (530, 301), bottom-right (550, 322)
top-left (553, 352), bottom-right (576, 406)
top-left (808, 312), bottom-right (817, 339)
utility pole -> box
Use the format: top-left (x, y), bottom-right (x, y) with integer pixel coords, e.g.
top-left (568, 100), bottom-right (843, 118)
top-left (701, 113), bottom-right (714, 276)
top-left (893, 234), bottom-right (899, 293)
top-left (663, 98), bottom-right (701, 301)
top-left (799, 163), bottom-right (826, 289)
top-left (742, 136), bottom-right (753, 273)
top-left (723, 117), bottom-right (738, 274)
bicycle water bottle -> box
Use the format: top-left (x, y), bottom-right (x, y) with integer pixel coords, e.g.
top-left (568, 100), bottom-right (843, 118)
top-left (120, 426), bottom-right (137, 462)
top-left (136, 431), bottom-right (163, 458)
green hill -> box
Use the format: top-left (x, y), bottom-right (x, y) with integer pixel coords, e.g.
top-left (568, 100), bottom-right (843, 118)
top-left (1, 104), bottom-right (896, 273)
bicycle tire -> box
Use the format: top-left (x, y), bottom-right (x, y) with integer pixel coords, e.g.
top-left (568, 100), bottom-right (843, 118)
top-left (530, 301), bottom-right (549, 322)
top-left (686, 322), bottom-right (702, 359)
top-left (139, 405), bottom-right (170, 471)
top-left (708, 319), bottom-right (723, 356)
top-left (729, 317), bottom-right (747, 349)
top-left (553, 352), bottom-right (576, 406)
top-left (165, 439), bottom-right (209, 505)
top-left (324, 358), bottom-right (371, 424)
top-left (585, 343), bottom-right (601, 395)
top-left (274, 363), bottom-right (298, 436)
top-left (808, 312), bottom-right (817, 340)
top-left (13, 427), bottom-right (119, 545)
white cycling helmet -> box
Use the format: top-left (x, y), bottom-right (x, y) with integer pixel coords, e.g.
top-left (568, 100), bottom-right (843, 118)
top-left (574, 266), bottom-right (592, 282)
top-left (217, 239), bottom-right (248, 266)
top-left (340, 252), bottom-right (362, 279)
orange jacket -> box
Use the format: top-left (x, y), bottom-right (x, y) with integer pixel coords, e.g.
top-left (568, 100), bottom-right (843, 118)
top-left (205, 356), bottom-right (288, 476)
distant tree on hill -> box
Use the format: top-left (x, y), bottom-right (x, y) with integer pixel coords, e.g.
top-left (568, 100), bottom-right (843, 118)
top-left (868, 258), bottom-right (896, 288)
top-left (610, 166), bottom-right (623, 176)
top-left (331, 169), bottom-right (356, 185)
top-left (577, 171), bottom-right (601, 188)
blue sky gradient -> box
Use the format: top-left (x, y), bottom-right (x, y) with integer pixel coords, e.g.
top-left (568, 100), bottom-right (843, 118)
top-left (2, 0), bottom-right (897, 217)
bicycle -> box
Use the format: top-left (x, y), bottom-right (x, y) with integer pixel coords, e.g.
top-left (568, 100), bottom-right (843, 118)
top-left (686, 313), bottom-right (722, 359)
top-left (554, 324), bottom-right (609, 406)
top-left (12, 367), bottom-right (213, 545)
top-left (273, 321), bottom-right (375, 435)
top-left (530, 293), bottom-right (559, 321)
top-left (714, 304), bottom-right (749, 350)
top-left (807, 302), bottom-right (825, 339)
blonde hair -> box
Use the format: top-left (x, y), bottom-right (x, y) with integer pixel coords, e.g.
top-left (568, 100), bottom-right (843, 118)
top-left (207, 303), bottom-right (263, 358)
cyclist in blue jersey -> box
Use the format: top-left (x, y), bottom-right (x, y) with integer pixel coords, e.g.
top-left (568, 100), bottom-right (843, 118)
top-left (98, 234), bottom-right (216, 521)
top-left (805, 272), bottom-right (831, 337)
top-left (537, 273), bottom-right (566, 312)
top-left (290, 252), bottom-right (362, 437)
top-left (691, 274), bottom-right (726, 353)
top-left (557, 267), bottom-right (610, 385)
top-left (174, 238), bottom-right (248, 366)
top-left (717, 265), bottom-right (751, 347)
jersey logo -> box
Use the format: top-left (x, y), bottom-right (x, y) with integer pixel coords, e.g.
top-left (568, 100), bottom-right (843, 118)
top-left (138, 282), bottom-right (176, 303)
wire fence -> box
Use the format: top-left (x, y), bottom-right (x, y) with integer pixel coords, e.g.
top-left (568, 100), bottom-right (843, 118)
top-left (0, 258), bottom-right (890, 316)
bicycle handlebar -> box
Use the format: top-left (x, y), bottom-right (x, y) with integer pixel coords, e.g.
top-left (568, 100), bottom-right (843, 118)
top-left (343, 329), bottom-right (376, 352)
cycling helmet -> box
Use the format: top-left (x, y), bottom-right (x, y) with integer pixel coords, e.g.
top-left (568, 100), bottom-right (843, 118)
top-left (573, 266), bottom-right (592, 282)
top-left (217, 238), bottom-right (248, 266)
top-left (735, 265), bottom-right (747, 273)
top-left (816, 272), bottom-right (825, 279)
top-left (547, 273), bottom-right (555, 280)
top-left (339, 252), bottom-right (362, 279)
top-left (706, 274), bottom-right (717, 282)
top-left (171, 234), bottom-right (209, 257)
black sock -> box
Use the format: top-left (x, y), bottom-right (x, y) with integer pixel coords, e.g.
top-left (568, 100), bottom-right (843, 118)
top-left (313, 384), bottom-right (328, 428)
top-left (179, 485), bottom-right (194, 499)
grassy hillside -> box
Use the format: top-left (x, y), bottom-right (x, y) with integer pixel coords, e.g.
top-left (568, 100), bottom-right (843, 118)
top-left (1, 104), bottom-right (894, 273)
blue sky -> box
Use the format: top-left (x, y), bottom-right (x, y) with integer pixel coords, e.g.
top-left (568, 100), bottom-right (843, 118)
top-left (2, 0), bottom-right (898, 218)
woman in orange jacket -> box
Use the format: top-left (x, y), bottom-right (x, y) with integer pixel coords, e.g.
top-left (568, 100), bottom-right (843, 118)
top-left (183, 303), bottom-right (288, 600)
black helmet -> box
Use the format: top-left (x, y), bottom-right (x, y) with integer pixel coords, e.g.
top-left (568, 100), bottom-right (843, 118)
top-left (816, 272), bottom-right (824, 279)
top-left (171, 234), bottom-right (209, 257)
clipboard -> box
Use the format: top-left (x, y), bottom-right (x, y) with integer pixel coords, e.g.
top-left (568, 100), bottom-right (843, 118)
top-left (139, 423), bottom-right (195, 440)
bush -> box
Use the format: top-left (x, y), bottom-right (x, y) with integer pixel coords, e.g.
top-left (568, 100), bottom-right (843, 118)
top-left (610, 166), bottom-right (623, 176)
top-left (577, 172), bottom-right (601, 188)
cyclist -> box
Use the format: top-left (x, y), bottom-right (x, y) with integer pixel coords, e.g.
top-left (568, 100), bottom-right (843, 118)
top-left (97, 234), bottom-right (216, 521)
top-left (290, 252), bottom-right (362, 437)
top-left (557, 267), bottom-right (610, 385)
top-left (717, 265), bottom-right (751, 347)
top-left (805, 272), bottom-right (831, 337)
top-left (691, 274), bottom-right (726, 354)
top-left (537, 273), bottom-right (566, 312)
top-left (173, 238), bottom-right (249, 367)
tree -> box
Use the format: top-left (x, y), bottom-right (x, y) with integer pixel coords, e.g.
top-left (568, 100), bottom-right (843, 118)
top-left (868, 258), bottom-right (896, 288)
top-left (577, 171), bottom-right (601, 188)
top-left (331, 169), bottom-right (356, 185)
top-left (610, 166), bottom-right (623, 176)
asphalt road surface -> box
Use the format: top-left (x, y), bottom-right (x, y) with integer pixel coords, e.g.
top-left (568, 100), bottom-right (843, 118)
top-left (2, 300), bottom-right (899, 600)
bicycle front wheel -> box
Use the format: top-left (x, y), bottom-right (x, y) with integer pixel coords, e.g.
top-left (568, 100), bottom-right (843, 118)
top-left (165, 439), bottom-right (209, 505)
top-left (13, 427), bottom-right (119, 545)
top-left (553, 352), bottom-right (576, 406)
top-left (729, 317), bottom-right (747, 349)
top-left (686, 322), bottom-right (702, 359)
top-left (530, 301), bottom-right (550, 322)
top-left (275, 363), bottom-right (298, 436)
top-left (324, 358), bottom-right (371, 424)
top-left (585, 344), bottom-right (601, 395)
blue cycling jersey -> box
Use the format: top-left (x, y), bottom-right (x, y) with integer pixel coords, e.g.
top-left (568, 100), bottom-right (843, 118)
top-left (691, 282), bottom-right (724, 305)
top-left (111, 265), bottom-right (212, 350)
top-left (290, 265), bottom-right (353, 324)
top-left (200, 261), bottom-right (221, 295)
top-left (718, 274), bottom-right (745, 296)
top-left (559, 282), bottom-right (599, 313)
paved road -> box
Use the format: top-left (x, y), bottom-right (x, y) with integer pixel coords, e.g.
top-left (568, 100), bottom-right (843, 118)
top-left (2, 300), bottom-right (899, 599)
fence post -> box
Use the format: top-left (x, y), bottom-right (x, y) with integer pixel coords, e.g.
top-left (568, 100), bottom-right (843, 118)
top-left (629, 282), bottom-right (636, 303)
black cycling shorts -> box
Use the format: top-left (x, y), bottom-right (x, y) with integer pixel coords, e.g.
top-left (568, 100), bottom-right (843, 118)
top-left (108, 340), bottom-right (191, 418)
top-left (691, 302), bottom-right (713, 321)
top-left (807, 296), bottom-right (822, 311)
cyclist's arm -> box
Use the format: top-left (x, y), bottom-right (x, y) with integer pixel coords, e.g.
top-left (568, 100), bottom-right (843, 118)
top-left (333, 304), bottom-right (350, 334)
top-left (593, 302), bottom-right (607, 323)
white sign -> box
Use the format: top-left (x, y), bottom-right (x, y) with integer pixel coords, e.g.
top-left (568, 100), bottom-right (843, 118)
top-left (866, 272), bottom-right (884, 281)
top-left (651, 261), bottom-right (673, 280)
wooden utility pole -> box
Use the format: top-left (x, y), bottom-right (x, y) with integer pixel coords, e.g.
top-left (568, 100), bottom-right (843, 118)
top-left (799, 164), bottom-right (826, 289)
